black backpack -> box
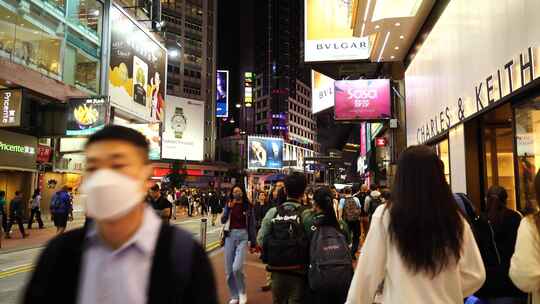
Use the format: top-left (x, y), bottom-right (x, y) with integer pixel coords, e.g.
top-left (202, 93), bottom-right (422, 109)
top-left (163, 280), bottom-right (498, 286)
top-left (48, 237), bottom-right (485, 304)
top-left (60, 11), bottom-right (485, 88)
top-left (262, 203), bottom-right (309, 268)
top-left (368, 195), bottom-right (383, 220)
top-left (456, 193), bottom-right (501, 267)
top-left (308, 225), bottom-right (353, 292)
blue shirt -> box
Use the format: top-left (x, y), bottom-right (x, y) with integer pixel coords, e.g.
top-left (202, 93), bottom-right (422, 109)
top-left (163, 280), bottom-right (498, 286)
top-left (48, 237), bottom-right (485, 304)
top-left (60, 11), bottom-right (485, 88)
top-left (339, 196), bottom-right (361, 210)
top-left (77, 206), bottom-right (161, 304)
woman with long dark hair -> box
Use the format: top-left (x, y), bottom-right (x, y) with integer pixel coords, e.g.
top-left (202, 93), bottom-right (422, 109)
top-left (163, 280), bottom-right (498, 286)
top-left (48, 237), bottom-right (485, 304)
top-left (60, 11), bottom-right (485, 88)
top-left (510, 170), bottom-right (540, 304)
top-left (346, 145), bottom-right (485, 303)
top-left (304, 186), bottom-right (352, 304)
top-left (221, 184), bottom-right (257, 304)
top-left (476, 185), bottom-right (526, 304)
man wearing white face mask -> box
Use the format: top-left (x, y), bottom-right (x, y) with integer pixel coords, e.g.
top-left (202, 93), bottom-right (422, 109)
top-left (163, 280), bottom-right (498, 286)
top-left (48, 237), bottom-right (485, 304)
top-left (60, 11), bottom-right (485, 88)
top-left (23, 125), bottom-right (218, 304)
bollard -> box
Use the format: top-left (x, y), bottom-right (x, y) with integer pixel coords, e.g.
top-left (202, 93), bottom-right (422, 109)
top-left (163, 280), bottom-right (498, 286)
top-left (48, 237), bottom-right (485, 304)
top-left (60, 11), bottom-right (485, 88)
top-left (200, 218), bottom-right (207, 248)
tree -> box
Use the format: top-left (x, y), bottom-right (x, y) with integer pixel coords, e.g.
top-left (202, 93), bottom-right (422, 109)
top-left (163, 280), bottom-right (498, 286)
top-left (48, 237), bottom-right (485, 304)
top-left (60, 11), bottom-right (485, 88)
top-left (163, 160), bottom-right (187, 191)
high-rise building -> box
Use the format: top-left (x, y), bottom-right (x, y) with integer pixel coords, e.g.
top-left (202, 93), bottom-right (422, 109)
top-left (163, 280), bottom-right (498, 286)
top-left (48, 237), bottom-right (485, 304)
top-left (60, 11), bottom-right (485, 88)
top-left (253, 0), bottom-right (319, 152)
top-left (161, 0), bottom-right (217, 160)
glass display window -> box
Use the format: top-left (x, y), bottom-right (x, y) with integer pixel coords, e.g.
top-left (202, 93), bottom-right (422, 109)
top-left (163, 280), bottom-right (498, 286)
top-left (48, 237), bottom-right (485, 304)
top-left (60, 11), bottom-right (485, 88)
top-left (434, 138), bottom-right (451, 185)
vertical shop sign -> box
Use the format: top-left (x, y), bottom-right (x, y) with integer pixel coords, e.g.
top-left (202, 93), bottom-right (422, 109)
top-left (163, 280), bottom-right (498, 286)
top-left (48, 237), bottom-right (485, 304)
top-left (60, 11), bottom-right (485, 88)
top-left (0, 89), bottom-right (22, 127)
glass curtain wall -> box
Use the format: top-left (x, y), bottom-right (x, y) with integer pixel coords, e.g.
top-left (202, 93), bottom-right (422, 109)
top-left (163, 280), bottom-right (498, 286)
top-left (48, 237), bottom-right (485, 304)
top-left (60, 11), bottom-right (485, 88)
top-left (0, 0), bottom-right (103, 93)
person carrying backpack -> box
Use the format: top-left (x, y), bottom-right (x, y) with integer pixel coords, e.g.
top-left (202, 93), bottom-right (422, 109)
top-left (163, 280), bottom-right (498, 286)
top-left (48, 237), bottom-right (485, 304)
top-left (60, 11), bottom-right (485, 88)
top-left (364, 184), bottom-right (383, 223)
top-left (50, 186), bottom-right (72, 235)
top-left (257, 172), bottom-right (310, 304)
top-left (304, 186), bottom-right (353, 304)
top-left (339, 187), bottom-right (363, 259)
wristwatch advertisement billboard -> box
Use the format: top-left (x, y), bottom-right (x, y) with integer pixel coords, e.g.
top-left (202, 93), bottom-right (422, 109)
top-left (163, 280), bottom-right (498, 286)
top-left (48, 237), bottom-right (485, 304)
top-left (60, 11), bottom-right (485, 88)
top-left (162, 95), bottom-right (204, 161)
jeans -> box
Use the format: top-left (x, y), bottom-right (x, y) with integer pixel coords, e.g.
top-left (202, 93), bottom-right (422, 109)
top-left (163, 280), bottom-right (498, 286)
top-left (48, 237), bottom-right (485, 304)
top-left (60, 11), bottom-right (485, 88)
top-left (224, 229), bottom-right (248, 300)
top-left (28, 207), bottom-right (44, 229)
top-left (271, 272), bottom-right (305, 304)
top-left (346, 220), bottom-right (361, 258)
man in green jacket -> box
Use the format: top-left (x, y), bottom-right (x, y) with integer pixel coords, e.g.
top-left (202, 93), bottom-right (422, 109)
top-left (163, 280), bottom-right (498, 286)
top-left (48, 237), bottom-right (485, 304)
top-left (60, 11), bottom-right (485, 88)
top-left (257, 172), bottom-right (310, 304)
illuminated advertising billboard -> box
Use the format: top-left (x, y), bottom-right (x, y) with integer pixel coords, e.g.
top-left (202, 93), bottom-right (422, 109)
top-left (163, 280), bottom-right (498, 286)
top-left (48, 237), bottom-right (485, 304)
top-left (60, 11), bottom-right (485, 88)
top-left (162, 95), bottom-right (204, 161)
top-left (248, 136), bottom-right (283, 170)
top-left (304, 0), bottom-right (369, 62)
top-left (66, 97), bottom-right (109, 136)
top-left (334, 79), bottom-right (391, 121)
top-left (311, 70), bottom-right (335, 113)
top-left (108, 5), bottom-right (167, 122)
top-left (116, 122), bottom-right (161, 160)
top-left (244, 72), bottom-right (254, 107)
top-left (216, 70), bottom-right (229, 117)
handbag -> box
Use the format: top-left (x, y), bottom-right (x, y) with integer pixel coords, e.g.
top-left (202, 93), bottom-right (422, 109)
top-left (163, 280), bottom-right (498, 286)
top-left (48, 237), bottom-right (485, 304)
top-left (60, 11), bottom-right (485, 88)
top-left (220, 214), bottom-right (230, 247)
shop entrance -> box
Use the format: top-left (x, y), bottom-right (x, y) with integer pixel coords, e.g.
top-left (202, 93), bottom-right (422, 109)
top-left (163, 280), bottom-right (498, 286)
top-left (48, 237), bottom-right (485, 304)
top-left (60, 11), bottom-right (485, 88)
top-left (465, 103), bottom-right (516, 211)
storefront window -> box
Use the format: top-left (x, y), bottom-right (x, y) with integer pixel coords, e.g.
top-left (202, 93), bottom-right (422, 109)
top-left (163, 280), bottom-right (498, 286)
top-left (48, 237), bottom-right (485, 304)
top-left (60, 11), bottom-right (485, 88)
top-left (434, 139), bottom-right (450, 185)
top-left (0, 0), bottom-right (102, 93)
top-left (515, 101), bottom-right (540, 215)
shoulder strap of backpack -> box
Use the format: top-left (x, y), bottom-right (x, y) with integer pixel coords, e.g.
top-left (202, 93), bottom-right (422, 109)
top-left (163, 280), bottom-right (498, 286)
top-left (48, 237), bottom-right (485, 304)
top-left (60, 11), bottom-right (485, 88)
top-left (148, 224), bottom-right (194, 304)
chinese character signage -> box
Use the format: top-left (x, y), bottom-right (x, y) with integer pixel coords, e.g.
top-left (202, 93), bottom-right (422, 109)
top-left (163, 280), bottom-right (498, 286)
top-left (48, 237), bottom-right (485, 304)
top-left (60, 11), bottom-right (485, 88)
top-left (216, 70), bottom-right (229, 117)
top-left (334, 79), bottom-right (391, 121)
top-left (0, 89), bottom-right (22, 127)
top-left (66, 97), bottom-right (109, 136)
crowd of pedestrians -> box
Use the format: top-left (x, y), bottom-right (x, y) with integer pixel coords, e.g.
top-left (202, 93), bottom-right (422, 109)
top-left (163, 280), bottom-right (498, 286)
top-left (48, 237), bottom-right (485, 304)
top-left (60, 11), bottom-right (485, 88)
top-left (13, 125), bottom-right (540, 304)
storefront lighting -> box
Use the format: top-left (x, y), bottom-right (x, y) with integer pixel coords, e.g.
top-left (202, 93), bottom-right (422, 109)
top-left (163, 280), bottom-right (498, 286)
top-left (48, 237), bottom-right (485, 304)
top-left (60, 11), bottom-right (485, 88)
top-left (235, 104), bottom-right (241, 108)
top-left (400, 35), bottom-right (405, 39)
top-left (377, 32), bottom-right (390, 62)
top-left (372, 0), bottom-right (423, 22)
top-left (394, 46), bottom-right (399, 50)
top-left (375, 25), bottom-right (380, 29)
top-left (395, 22), bottom-right (401, 26)
top-left (168, 49), bottom-right (179, 58)
top-left (391, 55), bottom-right (395, 59)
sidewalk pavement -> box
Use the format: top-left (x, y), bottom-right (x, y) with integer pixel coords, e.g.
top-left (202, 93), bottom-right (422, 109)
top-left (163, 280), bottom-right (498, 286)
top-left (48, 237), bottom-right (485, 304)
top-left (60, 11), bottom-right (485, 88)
top-left (210, 249), bottom-right (273, 304)
top-left (0, 211), bottom-right (201, 253)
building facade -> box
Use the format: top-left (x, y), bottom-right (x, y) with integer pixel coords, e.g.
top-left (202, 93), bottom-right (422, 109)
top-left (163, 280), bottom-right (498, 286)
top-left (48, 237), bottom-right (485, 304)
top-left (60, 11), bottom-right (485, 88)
top-left (161, 0), bottom-right (217, 160)
top-left (405, 0), bottom-right (540, 214)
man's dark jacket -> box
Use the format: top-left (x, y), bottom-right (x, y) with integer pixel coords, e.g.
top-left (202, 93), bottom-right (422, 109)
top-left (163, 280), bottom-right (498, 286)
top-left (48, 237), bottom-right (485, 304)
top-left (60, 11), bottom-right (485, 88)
top-left (23, 223), bottom-right (218, 304)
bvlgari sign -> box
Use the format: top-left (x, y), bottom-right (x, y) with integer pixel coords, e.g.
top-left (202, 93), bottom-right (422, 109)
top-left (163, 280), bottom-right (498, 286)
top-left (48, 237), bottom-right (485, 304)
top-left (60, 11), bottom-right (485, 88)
top-left (414, 47), bottom-right (539, 144)
top-left (0, 89), bottom-right (22, 127)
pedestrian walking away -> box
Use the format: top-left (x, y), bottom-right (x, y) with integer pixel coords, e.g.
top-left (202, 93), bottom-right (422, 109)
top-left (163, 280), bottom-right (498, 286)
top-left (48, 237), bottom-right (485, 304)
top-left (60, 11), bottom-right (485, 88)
top-left (23, 125), bottom-right (218, 304)
top-left (221, 184), bottom-right (257, 304)
top-left (339, 187), bottom-right (363, 260)
top-left (50, 185), bottom-right (73, 235)
top-left (305, 186), bottom-right (353, 304)
top-left (257, 172), bottom-right (310, 304)
top-left (510, 169), bottom-right (540, 304)
top-left (475, 186), bottom-right (527, 304)
top-left (346, 145), bottom-right (485, 304)
top-left (28, 188), bottom-right (44, 229)
top-left (6, 190), bottom-right (29, 239)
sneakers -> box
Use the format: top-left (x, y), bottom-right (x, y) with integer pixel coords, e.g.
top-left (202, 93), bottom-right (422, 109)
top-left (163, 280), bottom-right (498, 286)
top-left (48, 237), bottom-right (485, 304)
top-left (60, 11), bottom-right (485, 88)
top-left (239, 293), bottom-right (247, 304)
top-left (228, 299), bottom-right (239, 304)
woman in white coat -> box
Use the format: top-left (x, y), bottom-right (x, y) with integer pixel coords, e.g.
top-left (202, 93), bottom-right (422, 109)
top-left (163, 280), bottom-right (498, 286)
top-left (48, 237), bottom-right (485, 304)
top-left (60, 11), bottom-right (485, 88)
top-left (345, 145), bottom-right (486, 304)
top-left (510, 169), bottom-right (540, 304)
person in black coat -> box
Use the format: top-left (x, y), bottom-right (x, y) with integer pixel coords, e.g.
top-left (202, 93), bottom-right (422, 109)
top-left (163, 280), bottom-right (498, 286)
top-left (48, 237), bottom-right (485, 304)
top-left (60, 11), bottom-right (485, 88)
top-left (476, 185), bottom-right (527, 304)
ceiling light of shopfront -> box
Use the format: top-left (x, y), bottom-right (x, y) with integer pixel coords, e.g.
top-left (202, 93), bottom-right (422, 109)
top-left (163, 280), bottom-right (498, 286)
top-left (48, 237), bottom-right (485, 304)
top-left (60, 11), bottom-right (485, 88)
top-left (230, 119), bottom-right (235, 124)
top-left (235, 104), bottom-right (241, 108)
top-left (400, 35), bottom-right (404, 39)
top-left (168, 49), bottom-right (179, 58)
top-left (395, 22), bottom-right (400, 26)
top-left (394, 46), bottom-right (399, 50)
top-left (375, 25), bottom-right (380, 29)
top-left (391, 55), bottom-right (395, 59)
top-left (371, 0), bottom-right (423, 22)
top-left (377, 31), bottom-right (390, 62)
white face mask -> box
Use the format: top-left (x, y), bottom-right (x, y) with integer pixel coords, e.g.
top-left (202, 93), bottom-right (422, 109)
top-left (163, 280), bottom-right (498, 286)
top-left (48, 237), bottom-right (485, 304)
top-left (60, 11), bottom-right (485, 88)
top-left (81, 169), bottom-right (145, 221)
